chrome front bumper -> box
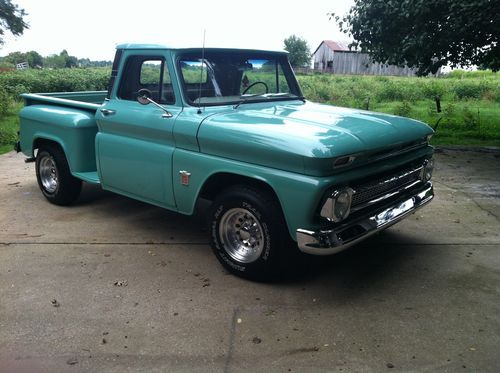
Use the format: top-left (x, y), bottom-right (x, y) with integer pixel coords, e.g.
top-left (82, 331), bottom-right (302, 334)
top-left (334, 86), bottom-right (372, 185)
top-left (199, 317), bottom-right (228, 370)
top-left (296, 182), bottom-right (434, 255)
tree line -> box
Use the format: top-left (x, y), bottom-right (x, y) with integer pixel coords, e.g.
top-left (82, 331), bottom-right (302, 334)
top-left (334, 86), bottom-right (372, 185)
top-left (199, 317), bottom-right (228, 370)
top-left (0, 50), bottom-right (111, 69)
top-left (1, 0), bottom-right (497, 74)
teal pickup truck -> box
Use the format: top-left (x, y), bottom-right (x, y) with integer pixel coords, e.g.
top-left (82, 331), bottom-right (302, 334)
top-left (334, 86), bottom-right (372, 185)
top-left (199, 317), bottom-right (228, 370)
top-left (17, 44), bottom-right (434, 280)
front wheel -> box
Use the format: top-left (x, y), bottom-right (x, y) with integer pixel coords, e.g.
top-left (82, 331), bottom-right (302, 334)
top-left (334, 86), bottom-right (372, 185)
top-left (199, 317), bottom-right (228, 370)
top-left (209, 186), bottom-right (290, 281)
top-left (35, 145), bottom-right (82, 205)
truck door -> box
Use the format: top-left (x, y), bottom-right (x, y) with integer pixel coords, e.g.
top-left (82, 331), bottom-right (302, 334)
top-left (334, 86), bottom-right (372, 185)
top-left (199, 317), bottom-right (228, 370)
top-left (96, 54), bottom-right (180, 209)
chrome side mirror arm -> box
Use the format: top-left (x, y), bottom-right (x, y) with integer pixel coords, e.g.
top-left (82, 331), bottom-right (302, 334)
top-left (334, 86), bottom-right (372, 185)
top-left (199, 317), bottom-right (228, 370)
top-left (137, 88), bottom-right (173, 118)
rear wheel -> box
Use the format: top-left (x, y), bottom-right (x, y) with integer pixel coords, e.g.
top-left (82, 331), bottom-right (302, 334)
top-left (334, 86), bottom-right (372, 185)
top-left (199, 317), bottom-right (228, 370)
top-left (209, 185), bottom-right (290, 281)
top-left (35, 145), bottom-right (82, 205)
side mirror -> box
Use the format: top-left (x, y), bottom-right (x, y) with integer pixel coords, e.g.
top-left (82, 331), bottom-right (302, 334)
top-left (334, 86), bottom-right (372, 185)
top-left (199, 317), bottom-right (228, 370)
top-left (136, 88), bottom-right (173, 118)
top-left (137, 88), bottom-right (152, 105)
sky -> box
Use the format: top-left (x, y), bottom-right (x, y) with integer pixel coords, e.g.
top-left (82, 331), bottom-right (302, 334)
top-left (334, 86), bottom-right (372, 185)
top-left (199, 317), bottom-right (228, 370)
top-left (0, 0), bottom-right (354, 61)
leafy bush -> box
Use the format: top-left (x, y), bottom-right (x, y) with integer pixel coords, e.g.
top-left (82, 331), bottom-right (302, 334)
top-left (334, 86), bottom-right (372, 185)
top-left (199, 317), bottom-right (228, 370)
top-left (0, 68), bottom-right (111, 153)
top-left (394, 101), bottom-right (412, 117)
top-left (296, 71), bottom-right (499, 105)
top-left (462, 107), bottom-right (479, 129)
top-left (0, 88), bottom-right (10, 117)
top-left (453, 80), bottom-right (490, 100)
top-left (445, 70), bottom-right (496, 79)
top-left (0, 68), bottom-right (110, 98)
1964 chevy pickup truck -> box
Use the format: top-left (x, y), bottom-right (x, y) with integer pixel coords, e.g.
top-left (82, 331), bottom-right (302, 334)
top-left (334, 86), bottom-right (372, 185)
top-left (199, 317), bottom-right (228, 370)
top-left (16, 44), bottom-right (435, 280)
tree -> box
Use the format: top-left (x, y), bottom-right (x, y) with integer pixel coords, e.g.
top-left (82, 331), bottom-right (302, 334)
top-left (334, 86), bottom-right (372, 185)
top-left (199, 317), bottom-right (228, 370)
top-left (284, 35), bottom-right (311, 68)
top-left (4, 50), bottom-right (43, 67)
top-left (331, 0), bottom-right (499, 75)
top-left (3, 50), bottom-right (25, 64)
top-left (60, 50), bottom-right (77, 68)
top-left (44, 50), bottom-right (78, 68)
top-left (0, 0), bottom-right (28, 46)
top-left (44, 54), bottom-right (66, 69)
top-left (26, 50), bottom-right (43, 67)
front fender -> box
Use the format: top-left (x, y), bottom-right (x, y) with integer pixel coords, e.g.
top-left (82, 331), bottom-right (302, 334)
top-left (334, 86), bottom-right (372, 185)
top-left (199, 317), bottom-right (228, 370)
top-left (172, 149), bottom-right (324, 241)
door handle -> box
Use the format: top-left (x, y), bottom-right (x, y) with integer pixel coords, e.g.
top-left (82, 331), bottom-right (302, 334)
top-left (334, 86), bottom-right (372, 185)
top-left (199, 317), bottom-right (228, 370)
top-left (100, 109), bottom-right (116, 116)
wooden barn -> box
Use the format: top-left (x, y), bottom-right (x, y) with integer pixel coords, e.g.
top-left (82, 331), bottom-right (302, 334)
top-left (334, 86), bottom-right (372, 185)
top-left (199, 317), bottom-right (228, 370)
top-left (312, 40), bottom-right (424, 77)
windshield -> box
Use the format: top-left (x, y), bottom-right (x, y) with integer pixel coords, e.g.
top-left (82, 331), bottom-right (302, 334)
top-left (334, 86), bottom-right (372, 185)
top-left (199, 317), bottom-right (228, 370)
top-left (178, 51), bottom-right (302, 106)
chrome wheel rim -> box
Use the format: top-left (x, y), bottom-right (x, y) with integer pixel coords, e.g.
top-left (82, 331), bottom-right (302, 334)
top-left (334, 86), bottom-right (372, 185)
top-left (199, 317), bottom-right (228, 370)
top-left (39, 155), bottom-right (58, 193)
top-left (219, 208), bottom-right (265, 263)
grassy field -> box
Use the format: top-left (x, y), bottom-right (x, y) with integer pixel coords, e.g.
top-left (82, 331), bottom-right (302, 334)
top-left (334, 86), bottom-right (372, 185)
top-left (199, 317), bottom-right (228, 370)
top-left (0, 68), bottom-right (499, 154)
top-left (296, 70), bottom-right (500, 147)
top-left (0, 102), bottom-right (21, 154)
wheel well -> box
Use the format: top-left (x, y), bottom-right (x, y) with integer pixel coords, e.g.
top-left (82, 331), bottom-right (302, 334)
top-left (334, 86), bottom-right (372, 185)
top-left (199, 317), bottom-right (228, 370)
top-left (200, 173), bottom-right (280, 204)
top-left (33, 138), bottom-right (63, 155)
top-left (200, 173), bottom-right (294, 243)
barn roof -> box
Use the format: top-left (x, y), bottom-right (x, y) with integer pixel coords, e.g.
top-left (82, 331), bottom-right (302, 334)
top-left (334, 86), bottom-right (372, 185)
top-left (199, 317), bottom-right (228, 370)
top-left (313, 40), bottom-right (349, 55)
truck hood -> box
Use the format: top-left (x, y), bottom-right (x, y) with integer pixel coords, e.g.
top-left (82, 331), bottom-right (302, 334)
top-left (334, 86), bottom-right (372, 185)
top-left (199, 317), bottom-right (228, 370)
top-left (197, 101), bottom-right (434, 175)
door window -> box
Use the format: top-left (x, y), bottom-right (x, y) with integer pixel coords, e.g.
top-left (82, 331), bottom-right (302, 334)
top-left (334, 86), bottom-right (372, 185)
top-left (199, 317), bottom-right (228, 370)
top-left (118, 56), bottom-right (175, 104)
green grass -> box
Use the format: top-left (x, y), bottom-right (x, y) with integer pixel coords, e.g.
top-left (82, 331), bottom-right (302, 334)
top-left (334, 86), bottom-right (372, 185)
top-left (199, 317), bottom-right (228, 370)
top-left (0, 102), bottom-right (21, 154)
top-left (296, 70), bottom-right (500, 147)
top-left (367, 100), bottom-right (500, 147)
top-left (1, 68), bottom-right (499, 154)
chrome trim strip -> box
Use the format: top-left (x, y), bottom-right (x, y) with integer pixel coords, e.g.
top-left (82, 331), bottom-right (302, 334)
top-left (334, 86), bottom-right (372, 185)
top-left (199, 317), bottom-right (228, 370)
top-left (297, 183), bottom-right (433, 255)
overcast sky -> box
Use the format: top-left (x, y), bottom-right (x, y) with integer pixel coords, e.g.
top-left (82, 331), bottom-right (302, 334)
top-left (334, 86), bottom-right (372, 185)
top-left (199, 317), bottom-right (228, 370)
top-left (1, 0), bottom-right (354, 60)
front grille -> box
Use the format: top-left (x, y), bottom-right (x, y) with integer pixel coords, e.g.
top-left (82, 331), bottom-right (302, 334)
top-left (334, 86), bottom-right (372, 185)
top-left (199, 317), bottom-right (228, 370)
top-left (351, 166), bottom-right (422, 208)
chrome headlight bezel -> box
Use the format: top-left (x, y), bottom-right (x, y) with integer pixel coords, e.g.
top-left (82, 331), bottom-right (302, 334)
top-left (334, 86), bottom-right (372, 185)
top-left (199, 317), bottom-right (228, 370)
top-left (420, 158), bottom-right (434, 182)
top-left (320, 187), bottom-right (354, 223)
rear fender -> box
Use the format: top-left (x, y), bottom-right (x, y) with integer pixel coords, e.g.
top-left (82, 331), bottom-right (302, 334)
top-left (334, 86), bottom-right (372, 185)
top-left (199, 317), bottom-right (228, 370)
top-left (19, 105), bottom-right (98, 173)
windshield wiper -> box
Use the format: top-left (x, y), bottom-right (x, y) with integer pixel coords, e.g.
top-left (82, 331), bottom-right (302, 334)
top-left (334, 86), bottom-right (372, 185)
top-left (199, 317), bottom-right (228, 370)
top-left (233, 93), bottom-right (306, 109)
top-left (262, 93), bottom-right (306, 103)
top-left (233, 94), bottom-right (263, 109)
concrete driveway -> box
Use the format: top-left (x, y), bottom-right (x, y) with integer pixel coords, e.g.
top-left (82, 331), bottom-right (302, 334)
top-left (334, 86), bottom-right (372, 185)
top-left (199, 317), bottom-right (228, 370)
top-left (1, 149), bottom-right (499, 372)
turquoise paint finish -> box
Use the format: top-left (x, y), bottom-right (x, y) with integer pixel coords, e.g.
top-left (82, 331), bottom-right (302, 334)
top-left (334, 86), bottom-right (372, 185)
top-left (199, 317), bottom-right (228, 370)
top-left (109, 49), bottom-right (183, 107)
top-left (21, 92), bottom-right (103, 110)
top-left (95, 48), bottom-right (184, 208)
top-left (198, 100), bottom-right (433, 176)
top-left (173, 106), bottom-right (237, 152)
top-left (19, 104), bottom-right (98, 173)
top-left (116, 43), bottom-right (174, 50)
top-left (172, 148), bottom-right (321, 238)
top-left (96, 99), bottom-right (180, 208)
top-left (72, 171), bottom-right (99, 184)
top-left (171, 107), bottom-right (203, 152)
top-left (18, 45), bottom-right (436, 243)
top-left (173, 145), bottom-right (433, 239)
top-left (39, 91), bottom-right (106, 104)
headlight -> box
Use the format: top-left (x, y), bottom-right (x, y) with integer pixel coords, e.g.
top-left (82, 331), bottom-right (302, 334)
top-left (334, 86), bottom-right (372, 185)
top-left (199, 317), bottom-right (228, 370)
top-left (420, 158), bottom-right (434, 182)
top-left (320, 187), bottom-right (353, 222)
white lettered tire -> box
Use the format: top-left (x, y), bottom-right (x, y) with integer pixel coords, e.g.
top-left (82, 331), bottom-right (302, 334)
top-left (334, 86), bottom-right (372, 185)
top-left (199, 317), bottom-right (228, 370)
top-left (209, 186), bottom-right (289, 281)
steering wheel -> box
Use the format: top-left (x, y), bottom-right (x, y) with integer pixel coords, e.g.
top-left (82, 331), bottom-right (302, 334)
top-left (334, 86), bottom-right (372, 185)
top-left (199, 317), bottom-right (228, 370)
top-left (242, 81), bottom-right (269, 95)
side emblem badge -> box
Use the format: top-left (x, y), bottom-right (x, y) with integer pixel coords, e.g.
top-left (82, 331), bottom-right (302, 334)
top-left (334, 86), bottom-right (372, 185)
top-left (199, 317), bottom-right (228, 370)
top-left (179, 170), bottom-right (191, 186)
